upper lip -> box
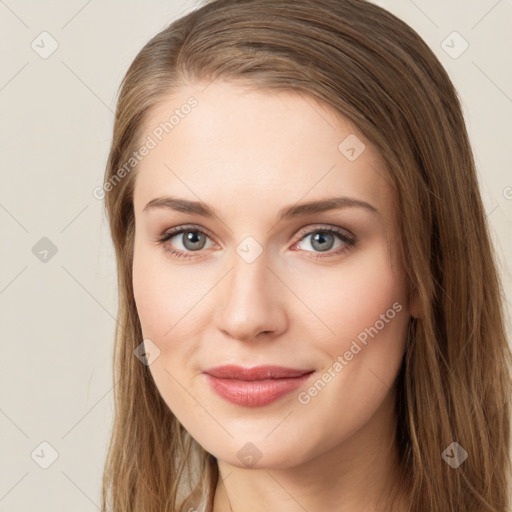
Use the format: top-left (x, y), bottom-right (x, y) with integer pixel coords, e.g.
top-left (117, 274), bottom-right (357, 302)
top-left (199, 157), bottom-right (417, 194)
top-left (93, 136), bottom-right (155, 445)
top-left (203, 365), bottom-right (314, 381)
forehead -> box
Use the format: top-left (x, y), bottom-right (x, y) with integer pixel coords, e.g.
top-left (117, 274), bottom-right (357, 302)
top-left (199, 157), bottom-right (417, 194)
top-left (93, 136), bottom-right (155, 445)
top-left (132, 80), bottom-right (392, 217)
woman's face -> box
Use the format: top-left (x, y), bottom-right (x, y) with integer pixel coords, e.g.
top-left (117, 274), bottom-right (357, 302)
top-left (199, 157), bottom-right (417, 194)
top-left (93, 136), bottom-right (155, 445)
top-left (132, 80), bottom-right (415, 469)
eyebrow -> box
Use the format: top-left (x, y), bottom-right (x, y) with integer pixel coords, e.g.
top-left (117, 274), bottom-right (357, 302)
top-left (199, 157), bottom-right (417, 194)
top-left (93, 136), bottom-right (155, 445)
top-left (143, 195), bottom-right (379, 220)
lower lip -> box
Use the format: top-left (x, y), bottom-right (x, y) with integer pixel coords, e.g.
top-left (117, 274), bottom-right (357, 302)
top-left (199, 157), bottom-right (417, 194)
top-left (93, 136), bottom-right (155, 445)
top-left (204, 372), bottom-right (314, 407)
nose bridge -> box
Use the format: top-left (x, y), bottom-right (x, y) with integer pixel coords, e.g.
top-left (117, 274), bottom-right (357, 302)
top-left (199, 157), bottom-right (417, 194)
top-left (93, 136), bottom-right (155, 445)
top-left (229, 249), bottom-right (269, 303)
top-left (214, 245), bottom-right (286, 340)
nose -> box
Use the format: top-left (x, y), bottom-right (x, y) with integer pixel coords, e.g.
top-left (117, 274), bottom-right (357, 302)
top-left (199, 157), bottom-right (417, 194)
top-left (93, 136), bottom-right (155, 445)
top-left (213, 250), bottom-right (288, 342)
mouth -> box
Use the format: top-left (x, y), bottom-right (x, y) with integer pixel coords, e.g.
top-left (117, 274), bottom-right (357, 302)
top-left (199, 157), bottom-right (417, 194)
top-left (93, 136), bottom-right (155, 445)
top-left (203, 365), bottom-right (316, 407)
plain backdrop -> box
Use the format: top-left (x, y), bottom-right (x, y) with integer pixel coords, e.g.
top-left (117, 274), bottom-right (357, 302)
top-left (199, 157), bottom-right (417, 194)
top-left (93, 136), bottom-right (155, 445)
top-left (0, 1), bottom-right (511, 510)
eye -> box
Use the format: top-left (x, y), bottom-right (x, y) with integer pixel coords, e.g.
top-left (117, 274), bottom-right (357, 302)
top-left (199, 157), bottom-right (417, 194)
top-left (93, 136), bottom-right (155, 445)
top-left (156, 225), bottom-right (215, 260)
top-left (292, 225), bottom-right (356, 259)
top-left (155, 224), bottom-right (356, 260)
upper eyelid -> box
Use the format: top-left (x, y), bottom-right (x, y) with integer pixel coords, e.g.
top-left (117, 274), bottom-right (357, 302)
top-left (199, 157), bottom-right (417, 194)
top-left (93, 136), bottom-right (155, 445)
top-left (295, 224), bottom-right (354, 240)
top-left (162, 224), bottom-right (216, 242)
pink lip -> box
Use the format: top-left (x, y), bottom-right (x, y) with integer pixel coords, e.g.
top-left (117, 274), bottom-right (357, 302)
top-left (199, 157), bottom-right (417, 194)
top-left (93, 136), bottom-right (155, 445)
top-left (203, 365), bottom-right (315, 407)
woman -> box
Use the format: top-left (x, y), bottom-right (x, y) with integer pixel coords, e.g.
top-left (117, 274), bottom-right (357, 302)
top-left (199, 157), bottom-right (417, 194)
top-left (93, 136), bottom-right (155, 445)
top-left (100, 0), bottom-right (512, 510)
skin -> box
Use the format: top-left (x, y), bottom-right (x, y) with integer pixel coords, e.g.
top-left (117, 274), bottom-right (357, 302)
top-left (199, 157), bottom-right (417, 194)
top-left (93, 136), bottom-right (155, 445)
top-left (131, 80), bottom-right (418, 512)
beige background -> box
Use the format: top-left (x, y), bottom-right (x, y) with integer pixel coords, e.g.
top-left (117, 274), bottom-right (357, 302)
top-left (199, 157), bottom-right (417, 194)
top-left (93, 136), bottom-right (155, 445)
top-left (0, 0), bottom-right (510, 510)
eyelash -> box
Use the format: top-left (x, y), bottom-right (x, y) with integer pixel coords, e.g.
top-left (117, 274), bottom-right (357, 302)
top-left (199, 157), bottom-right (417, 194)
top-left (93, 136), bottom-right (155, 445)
top-left (155, 224), bottom-right (356, 261)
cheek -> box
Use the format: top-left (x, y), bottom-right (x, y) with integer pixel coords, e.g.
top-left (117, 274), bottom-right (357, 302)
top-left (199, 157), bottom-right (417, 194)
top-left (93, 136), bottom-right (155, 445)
top-left (132, 244), bottom-right (202, 414)
top-left (132, 242), bottom-right (213, 371)
top-left (132, 242), bottom-right (198, 337)
top-left (131, 239), bottom-right (192, 365)
top-left (293, 245), bottom-right (409, 433)
top-left (291, 244), bottom-right (407, 353)
top-left (132, 245), bottom-right (167, 337)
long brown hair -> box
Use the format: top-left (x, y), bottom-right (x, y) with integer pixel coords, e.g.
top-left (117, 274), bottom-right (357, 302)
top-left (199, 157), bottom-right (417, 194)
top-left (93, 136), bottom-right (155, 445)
top-left (101, 0), bottom-right (512, 510)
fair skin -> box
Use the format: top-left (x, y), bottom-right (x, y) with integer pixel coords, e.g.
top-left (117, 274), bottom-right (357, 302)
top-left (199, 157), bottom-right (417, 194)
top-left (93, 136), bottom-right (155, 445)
top-left (132, 80), bottom-right (417, 512)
